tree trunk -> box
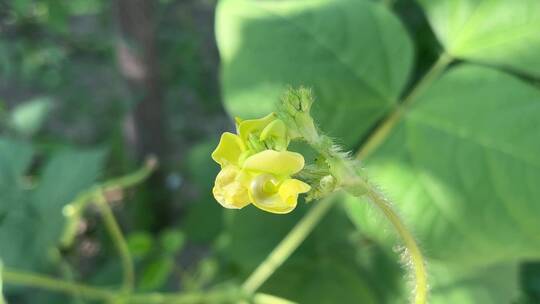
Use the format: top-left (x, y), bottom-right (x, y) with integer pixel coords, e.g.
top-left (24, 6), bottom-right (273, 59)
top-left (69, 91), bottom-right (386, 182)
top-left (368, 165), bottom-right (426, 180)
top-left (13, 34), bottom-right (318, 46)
top-left (114, 0), bottom-right (171, 229)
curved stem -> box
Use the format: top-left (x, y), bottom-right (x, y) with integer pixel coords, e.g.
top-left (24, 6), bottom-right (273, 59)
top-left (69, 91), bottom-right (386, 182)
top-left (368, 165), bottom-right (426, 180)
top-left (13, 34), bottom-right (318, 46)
top-left (357, 52), bottom-right (453, 160)
top-left (364, 189), bottom-right (428, 304)
top-left (101, 156), bottom-right (158, 190)
top-left (94, 190), bottom-right (135, 293)
top-left (61, 157), bottom-right (158, 247)
top-left (241, 197), bottom-right (336, 295)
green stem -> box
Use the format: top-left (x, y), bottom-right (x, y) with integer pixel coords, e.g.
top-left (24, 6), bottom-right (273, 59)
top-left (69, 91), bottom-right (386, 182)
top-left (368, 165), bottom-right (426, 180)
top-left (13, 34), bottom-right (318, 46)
top-left (126, 290), bottom-right (242, 304)
top-left (253, 293), bottom-right (298, 304)
top-left (61, 157), bottom-right (158, 247)
top-left (364, 189), bottom-right (428, 304)
top-left (357, 52), bottom-right (453, 160)
top-left (2, 269), bottom-right (116, 301)
top-left (101, 156), bottom-right (158, 190)
top-left (94, 190), bottom-right (135, 294)
top-left (2, 268), bottom-right (242, 304)
top-left (241, 197), bottom-right (336, 295)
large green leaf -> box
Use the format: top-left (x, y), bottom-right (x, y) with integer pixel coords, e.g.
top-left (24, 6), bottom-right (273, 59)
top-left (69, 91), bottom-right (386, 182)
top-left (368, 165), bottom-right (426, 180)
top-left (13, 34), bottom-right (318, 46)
top-left (345, 64), bottom-right (540, 302)
top-left (417, 0), bottom-right (540, 77)
top-left (216, 0), bottom-right (413, 147)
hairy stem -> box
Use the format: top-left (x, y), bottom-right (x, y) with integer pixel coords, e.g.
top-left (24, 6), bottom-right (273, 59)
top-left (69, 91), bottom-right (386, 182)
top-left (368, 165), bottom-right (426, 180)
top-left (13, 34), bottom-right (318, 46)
top-left (241, 197), bottom-right (336, 295)
top-left (357, 52), bottom-right (453, 160)
top-left (95, 190), bottom-right (135, 293)
top-left (364, 189), bottom-right (428, 304)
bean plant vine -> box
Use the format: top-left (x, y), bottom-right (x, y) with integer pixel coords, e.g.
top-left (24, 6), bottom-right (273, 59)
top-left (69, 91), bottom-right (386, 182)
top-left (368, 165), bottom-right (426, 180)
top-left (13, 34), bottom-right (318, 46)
top-left (1, 51), bottom-right (454, 303)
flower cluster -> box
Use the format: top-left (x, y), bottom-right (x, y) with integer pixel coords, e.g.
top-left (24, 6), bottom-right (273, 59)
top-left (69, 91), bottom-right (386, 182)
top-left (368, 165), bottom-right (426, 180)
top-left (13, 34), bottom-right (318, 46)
top-left (211, 113), bottom-right (311, 214)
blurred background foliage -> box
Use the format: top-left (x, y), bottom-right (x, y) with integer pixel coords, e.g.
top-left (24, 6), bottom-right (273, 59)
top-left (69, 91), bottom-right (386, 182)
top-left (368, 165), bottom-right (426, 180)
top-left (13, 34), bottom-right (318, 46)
top-left (0, 0), bottom-right (539, 303)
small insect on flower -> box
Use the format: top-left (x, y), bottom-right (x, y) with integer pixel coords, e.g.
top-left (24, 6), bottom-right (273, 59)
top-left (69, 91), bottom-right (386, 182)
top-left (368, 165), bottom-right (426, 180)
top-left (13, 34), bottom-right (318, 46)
top-left (211, 113), bottom-right (311, 214)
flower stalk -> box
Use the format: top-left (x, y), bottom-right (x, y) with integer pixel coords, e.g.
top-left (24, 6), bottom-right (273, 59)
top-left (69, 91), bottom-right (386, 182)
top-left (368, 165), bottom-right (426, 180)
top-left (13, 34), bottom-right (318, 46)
top-left (277, 87), bottom-right (428, 304)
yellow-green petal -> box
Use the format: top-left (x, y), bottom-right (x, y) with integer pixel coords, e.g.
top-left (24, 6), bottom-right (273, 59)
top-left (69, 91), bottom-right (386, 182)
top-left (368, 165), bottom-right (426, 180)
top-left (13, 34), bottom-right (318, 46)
top-left (248, 174), bottom-right (308, 214)
top-left (243, 150), bottom-right (305, 176)
top-left (260, 119), bottom-right (288, 150)
top-left (260, 119), bottom-right (286, 141)
top-left (212, 165), bottom-right (250, 209)
top-left (211, 132), bottom-right (244, 166)
top-left (238, 113), bottom-right (277, 142)
top-left (278, 179), bottom-right (311, 206)
top-left (251, 195), bottom-right (296, 214)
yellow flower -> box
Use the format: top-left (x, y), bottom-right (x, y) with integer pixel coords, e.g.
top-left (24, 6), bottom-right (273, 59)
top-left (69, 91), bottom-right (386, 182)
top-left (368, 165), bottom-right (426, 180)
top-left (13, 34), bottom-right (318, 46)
top-left (211, 115), bottom-right (310, 214)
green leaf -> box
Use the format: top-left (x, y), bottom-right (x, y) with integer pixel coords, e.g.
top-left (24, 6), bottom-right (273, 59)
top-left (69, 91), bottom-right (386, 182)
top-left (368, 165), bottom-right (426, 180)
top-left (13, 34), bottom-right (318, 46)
top-left (216, 0), bottom-right (413, 147)
top-left (182, 140), bottom-right (223, 243)
top-left (127, 232), bottom-right (154, 259)
top-left (345, 64), bottom-right (540, 302)
top-left (9, 97), bottom-right (52, 137)
top-left (0, 138), bottom-right (33, 214)
top-left (263, 255), bottom-right (379, 304)
top-left (417, 0), bottom-right (540, 77)
top-left (0, 146), bottom-right (105, 270)
top-left (427, 262), bottom-right (520, 304)
top-left (0, 139), bottom-right (35, 271)
top-left (159, 229), bottom-right (185, 255)
top-left (33, 149), bottom-right (106, 249)
top-left (138, 257), bottom-right (175, 291)
top-left (0, 138), bottom-right (33, 178)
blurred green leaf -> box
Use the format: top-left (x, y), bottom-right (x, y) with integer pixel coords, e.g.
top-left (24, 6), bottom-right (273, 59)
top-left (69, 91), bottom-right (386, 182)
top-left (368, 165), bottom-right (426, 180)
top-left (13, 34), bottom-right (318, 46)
top-left (194, 258), bottom-right (218, 288)
top-left (0, 138), bottom-right (34, 184)
top-left (66, 0), bottom-right (104, 15)
top-left (216, 0), bottom-right (413, 147)
top-left (138, 257), bottom-right (175, 291)
top-left (127, 232), bottom-right (154, 259)
top-left (11, 0), bottom-right (33, 16)
top-left (418, 0), bottom-right (540, 77)
top-left (9, 97), bottom-right (52, 137)
top-left (264, 256), bottom-right (378, 304)
top-left (428, 262), bottom-right (520, 304)
top-left (33, 148), bottom-right (106, 251)
top-left (0, 139), bottom-right (34, 271)
top-left (185, 140), bottom-right (218, 193)
top-left (159, 229), bottom-right (185, 255)
top-left (182, 140), bottom-right (223, 243)
top-left (0, 142), bottom-right (106, 271)
top-left (345, 64), bottom-right (540, 303)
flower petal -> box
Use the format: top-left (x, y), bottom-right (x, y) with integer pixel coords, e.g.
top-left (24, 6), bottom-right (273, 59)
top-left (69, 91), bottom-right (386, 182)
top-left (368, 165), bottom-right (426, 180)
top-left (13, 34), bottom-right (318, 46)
top-left (243, 150), bottom-right (305, 176)
top-left (278, 179), bottom-right (311, 206)
top-left (251, 194), bottom-right (296, 214)
top-left (249, 175), bottom-right (307, 214)
top-left (260, 119), bottom-right (288, 150)
top-left (211, 132), bottom-right (244, 166)
top-left (238, 113), bottom-right (277, 142)
top-left (212, 166), bottom-right (250, 209)
top-left (260, 119), bottom-right (286, 141)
